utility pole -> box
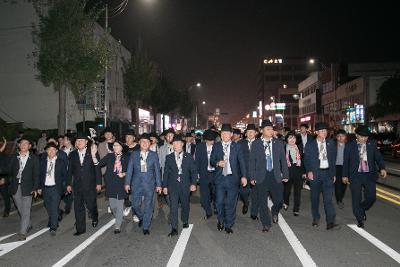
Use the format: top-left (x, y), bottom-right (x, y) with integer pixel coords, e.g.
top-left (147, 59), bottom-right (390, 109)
top-left (104, 4), bottom-right (109, 128)
top-left (262, 61), bottom-right (265, 119)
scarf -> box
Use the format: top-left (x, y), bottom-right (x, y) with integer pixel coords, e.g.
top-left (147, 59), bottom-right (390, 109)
top-left (113, 153), bottom-right (122, 174)
top-left (286, 144), bottom-right (301, 167)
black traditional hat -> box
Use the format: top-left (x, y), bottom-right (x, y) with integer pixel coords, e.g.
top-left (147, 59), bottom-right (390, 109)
top-left (261, 120), bottom-right (273, 129)
top-left (355, 125), bottom-right (371, 136)
top-left (315, 122), bottom-right (329, 131)
top-left (220, 123), bottom-right (232, 132)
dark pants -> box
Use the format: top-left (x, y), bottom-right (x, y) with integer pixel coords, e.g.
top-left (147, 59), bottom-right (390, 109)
top-left (250, 184), bottom-right (259, 217)
top-left (334, 165), bottom-right (347, 203)
top-left (239, 183), bottom-right (250, 207)
top-left (199, 171), bottom-right (216, 216)
top-left (43, 186), bottom-right (61, 230)
top-left (215, 176), bottom-right (239, 228)
top-left (349, 173), bottom-right (376, 221)
top-left (257, 171), bottom-right (283, 227)
top-left (169, 185), bottom-right (190, 229)
top-left (62, 193), bottom-right (73, 213)
top-left (0, 183), bottom-right (11, 214)
top-left (132, 182), bottom-right (155, 230)
top-left (283, 166), bottom-right (303, 212)
top-left (73, 187), bottom-right (98, 233)
top-left (310, 170), bottom-right (336, 224)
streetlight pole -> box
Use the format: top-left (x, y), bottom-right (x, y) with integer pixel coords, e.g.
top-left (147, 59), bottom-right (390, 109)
top-left (104, 4), bottom-right (109, 128)
top-left (188, 82), bottom-right (201, 129)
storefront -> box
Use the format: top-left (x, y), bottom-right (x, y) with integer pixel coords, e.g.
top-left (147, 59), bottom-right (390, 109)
top-left (138, 108), bottom-right (154, 134)
top-left (341, 104), bottom-right (365, 133)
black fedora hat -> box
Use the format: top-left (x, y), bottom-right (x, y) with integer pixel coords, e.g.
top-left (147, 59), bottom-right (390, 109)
top-left (355, 125), bottom-right (371, 136)
top-left (44, 142), bottom-right (59, 151)
top-left (246, 124), bottom-right (257, 131)
top-left (75, 132), bottom-right (89, 140)
top-left (221, 123), bottom-right (232, 132)
top-left (172, 135), bottom-right (184, 143)
top-left (315, 122), bottom-right (328, 131)
top-left (203, 130), bottom-right (215, 141)
top-left (139, 133), bottom-right (151, 141)
top-left (261, 120), bottom-right (273, 129)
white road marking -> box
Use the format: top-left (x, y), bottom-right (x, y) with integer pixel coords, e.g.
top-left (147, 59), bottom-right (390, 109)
top-left (348, 224), bottom-right (400, 264)
top-left (52, 219), bottom-right (115, 267)
top-left (0, 233), bottom-right (16, 242)
top-left (268, 200), bottom-right (317, 267)
top-left (166, 224), bottom-right (194, 267)
top-left (0, 228), bottom-right (49, 257)
top-left (9, 200), bottom-right (44, 216)
top-left (387, 167), bottom-right (400, 173)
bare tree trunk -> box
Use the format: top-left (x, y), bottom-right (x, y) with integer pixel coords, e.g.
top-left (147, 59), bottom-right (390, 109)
top-left (135, 100), bottom-right (140, 133)
top-left (153, 109), bottom-right (157, 133)
top-left (58, 85), bottom-right (67, 135)
top-left (82, 107), bottom-right (86, 134)
top-left (162, 114), bottom-right (165, 131)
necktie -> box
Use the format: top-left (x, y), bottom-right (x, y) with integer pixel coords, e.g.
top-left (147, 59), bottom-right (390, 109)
top-left (223, 143), bottom-right (229, 176)
top-left (265, 141), bottom-right (272, 172)
top-left (177, 153), bottom-right (182, 182)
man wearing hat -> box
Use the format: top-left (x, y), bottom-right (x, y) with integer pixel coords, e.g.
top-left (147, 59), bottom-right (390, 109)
top-left (210, 124), bottom-right (247, 234)
top-left (248, 120), bottom-right (289, 232)
top-left (304, 122), bottom-right (339, 230)
top-left (195, 130), bottom-right (217, 219)
top-left (184, 132), bottom-right (197, 156)
top-left (158, 128), bottom-right (175, 208)
top-left (163, 135), bottom-right (197, 237)
top-left (66, 134), bottom-right (102, 236)
top-left (8, 137), bottom-right (40, 240)
top-left (238, 124), bottom-right (258, 216)
top-left (125, 133), bottom-right (162, 235)
top-left (38, 143), bottom-right (68, 236)
top-left (342, 125), bottom-right (386, 228)
top-left (232, 128), bottom-right (242, 143)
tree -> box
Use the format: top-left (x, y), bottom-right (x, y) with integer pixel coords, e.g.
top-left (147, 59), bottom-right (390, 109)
top-left (369, 76), bottom-right (400, 118)
top-left (123, 49), bottom-right (157, 130)
top-left (32, 0), bottom-right (110, 134)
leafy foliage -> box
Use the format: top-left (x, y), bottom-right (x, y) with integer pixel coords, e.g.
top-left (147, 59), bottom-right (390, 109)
top-left (369, 76), bottom-right (400, 117)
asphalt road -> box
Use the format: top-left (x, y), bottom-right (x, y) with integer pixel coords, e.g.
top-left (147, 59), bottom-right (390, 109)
top-left (1, 182), bottom-right (400, 267)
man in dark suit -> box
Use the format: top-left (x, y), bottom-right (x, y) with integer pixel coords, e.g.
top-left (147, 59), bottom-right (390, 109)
top-left (163, 135), bottom-right (197, 237)
top-left (248, 120), bottom-right (289, 232)
top-left (125, 133), bottom-right (162, 235)
top-left (297, 123), bottom-right (313, 149)
top-left (66, 134), bottom-right (102, 236)
top-left (238, 124), bottom-right (258, 216)
top-left (184, 132), bottom-right (196, 156)
top-left (210, 124), bottom-right (247, 234)
top-left (195, 130), bottom-right (217, 219)
top-left (38, 143), bottom-right (67, 235)
top-left (342, 125), bottom-right (387, 228)
top-left (304, 122), bottom-right (339, 230)
top-left (8, 137), bottom-right (40, 240)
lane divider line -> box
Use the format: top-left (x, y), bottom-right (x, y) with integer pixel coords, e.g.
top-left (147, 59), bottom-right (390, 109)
top-left (166, 224), bottom-right (194, 267)
top-left (348, 224), bottom-right (400, 264)
top-left (268, 200), bottom-right (317, 267)
top-left (376, 193), bottom-right (400, 205)
top-left (376, 188), bottom-right (400, 200)
top-left (0, 233), bottom-right (16, 243)
top-left (0, 228), bottom-right (49, 257)
top-left (52, 219), bottom-right (115, 267)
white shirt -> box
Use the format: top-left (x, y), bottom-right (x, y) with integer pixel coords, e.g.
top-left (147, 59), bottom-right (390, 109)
top-left (185, 143), bottom-right (191, 154)
top-left (261, 137), bottom-right (274, 169)
top-left (78, 148), bottom-right (87, 165)
top-left (45, 156), bottom-right (57, 186)
top-left (140, 150), bottom-right (149, 172)
top-left (206, 143), bottom-right (215, 171)
top-left (175, 152), bottom-right (183, 175)
top-left (17, 152), bottom-right (30, 182)
top-left (301, 134), bottom-right (308, 148)
top-left (222, 141), bottom-right (232, 176)
top-left (63, 146), bottom-right (74, 156)
top-left (247, 138), bottom-right (255, 151)
top-left (317, 139), bottom-right (329, 169)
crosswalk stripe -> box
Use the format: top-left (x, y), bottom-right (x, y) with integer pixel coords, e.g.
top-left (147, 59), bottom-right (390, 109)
top-left (0, 228), bottom-right (49, 257)
top-left (52, 219), bottom-right (115, 267)
top-left (0, 233), bottom-right (16, 243)
top-left (268, 200), bottom-right (317, 267)
top-left (166, 224), bottom-right (194, 267)
top-left (348, 224), bottom-right (400, 264)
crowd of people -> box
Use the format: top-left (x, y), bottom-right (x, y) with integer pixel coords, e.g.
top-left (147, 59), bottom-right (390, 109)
top-left (0, 121), bottom-right (387, 240)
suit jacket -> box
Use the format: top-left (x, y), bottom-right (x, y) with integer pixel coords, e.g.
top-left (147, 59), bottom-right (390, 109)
top-left (39, 157), bottom-right (68, 195)
top-left (238, 139), bottom-right (255, 179)
top-left (184, 142), bottom-right (196, 156)
top-left (67, 149), bottom-right (102, 191)
top-left (342, 139), bottom-right (385, 179)
top-left (162, 152), bottom-right (197, 190)
top-left (248, 138), bottom-right (289, 183)
top-left (304, 138), bottom-right (337, 179)
top-left (8, 153), bottom-right (40, 196)
top-left (297, 133), bottom-right (314, 150)
top-left (195, 142), bottom-right (213, 179)
top-left (97, 153), bottom-right (129, 199)
top-left (210, 141), bottom-right (247, 185)
top-left (125, 150), bottom-right (162, 189)
top-left (159, 143), bottom-right (173, 176)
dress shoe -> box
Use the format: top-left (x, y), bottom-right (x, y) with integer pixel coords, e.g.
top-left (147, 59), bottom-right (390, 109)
top-left (203, 214), bottom-right (212, 220)
top-left (168, 229), bottom-right (178, 237)
top-left (293, 212), bottom-right (299, 216)
top-left (92, 220), bottom-right (98, 228)
top-left (18, 234), bottom-right (26, 241)
top-left (357, 221), bottom-right (364, 228)
top-left (58, 210), bottom-right (64, 222)
top-left (182, 223), bottom-right (189, 229)
top-left (326, 223), bottom-right (341, 230)
top-left (337, 201), bottom-right (344, 209)
top-left (217, 222), bottom-right (224, 231)
top-left (283, 204), bottom-right (288, 211)
top-left (3, 212), bottom-right (9, 218)
top-left (363, 213), bottom-right (367, 221)
top-left (272, 215), bottom-right (279, 224)
top-left (242, 205), bottom-right (248, 215)
top-left (138, 220), bottom-right (143, 228)
top-left (312, 219), bottom-right (320, 227)
top-left (114, 229), bottom-right (121, 234)
top-left (225, 228), bottom-right (233, 234)
top-left (143, 229), bottom-right (150, 235)
top-left (73, 231), bottom-right (85, 236)
top-left (250, 215), bottom-right (259, 220)
top-left (262, 226), bottom-right (270, 232)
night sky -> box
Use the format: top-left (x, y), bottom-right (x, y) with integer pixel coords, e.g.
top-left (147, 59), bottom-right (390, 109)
top-left (106, 0), bottom-right (400, 124)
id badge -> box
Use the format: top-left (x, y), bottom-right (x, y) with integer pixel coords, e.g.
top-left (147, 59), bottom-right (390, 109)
top-left (140, 160), bottom-right (147, 173)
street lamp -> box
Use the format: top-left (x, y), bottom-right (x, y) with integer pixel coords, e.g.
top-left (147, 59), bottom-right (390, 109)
top-left (188, 82), bottom-right (202, 128)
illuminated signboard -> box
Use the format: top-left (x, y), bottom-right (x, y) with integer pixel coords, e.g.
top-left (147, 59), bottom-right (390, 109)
top-left (263, 58), bottom-right (283, 64)
top-left (270, 103), bottom-right (286, 110)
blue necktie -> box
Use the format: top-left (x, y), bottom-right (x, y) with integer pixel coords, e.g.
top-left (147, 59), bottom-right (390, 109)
top-left (265, 141), bottom-right (272, 171)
